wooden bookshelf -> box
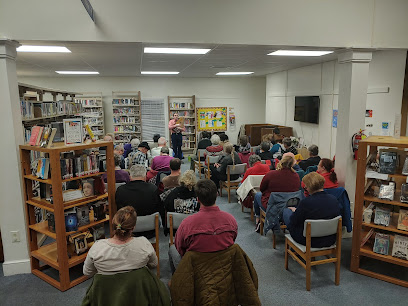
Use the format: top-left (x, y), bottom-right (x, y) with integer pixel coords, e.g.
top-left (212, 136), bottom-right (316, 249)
top-left (351, 136), bottom-right (408, 288)
top-left (75, 92), bottom-right (105, 139)
top-left (20, 141), bottom-right (115, 291)
top-left (168, 95), bottom-right (196, 153)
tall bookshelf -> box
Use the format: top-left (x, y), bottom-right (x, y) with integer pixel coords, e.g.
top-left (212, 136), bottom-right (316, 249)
top-left (168, 95), bottom-right (196, 152)
top-left (75, 93), bottom-right (105, 139)
top-left (20, 141), bottom-right (115, 291)
top-left (351, 136), bottom-right (408, 288)
top-left (112, 91), bottom-right (142, 144)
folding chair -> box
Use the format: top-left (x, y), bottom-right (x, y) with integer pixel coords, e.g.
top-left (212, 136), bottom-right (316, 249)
top-left (285, 216), bottom-right (342, 291)
top-left (205, 155), bottom-right (221, 179)
top-left (166, 212), bottom-right (191, 245)
top-left (220, 163), bottom-right (247, 203)
top-left (133, 212), bottom-right (160, 277)
top-left (194, 149), bottom-right (207, 178)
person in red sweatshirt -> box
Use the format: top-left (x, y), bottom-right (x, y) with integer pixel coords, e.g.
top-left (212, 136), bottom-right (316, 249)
top-left (241, 155), bottom-right (270, 183)
top-left (302, 158), bottom-right (339, 196)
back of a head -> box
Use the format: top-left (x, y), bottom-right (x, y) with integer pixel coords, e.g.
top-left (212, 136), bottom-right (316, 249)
top-left (219, 133), bottom-right (229, 142)
top-left (112, 206), bottom-right (137, 241)
top-left (283, 137), bottom-right (292, 147)
top-left (308, 144), bottom-right (319, 156)
top-left (239, 135), bottom-right (249, 147)
top-left (158, 137), bottom-right (167, 146)
top-left (114, 144), bottom-right (124, 152)
top-left (153, 134), bottom-right (161, 143)
top-left (179, 170), bottom-right (197, 191)
top-left (202, 131), bottom-right (211, 139)
top-left (104, 133), bottom-right (114, 142)
top-left (129, 164), bottom-right (146, 179)
top-left (248, 154), bottom-right (261, 167)
top-left (277, 154), bottom-right (295, 170)
top-left (262, 134), bottom-right (273, 142)
top-left (114, 154), bottom-right (122, 167)
top-left (302, 172), bottom-right (325, 194)
top-left (195, 179), bottom-right (217, 206)
top-left (261, 141), bottom-right (270, 152)
top-left (273, 127), bottom-right (280, 135)
top-left (160, 146), bottom-right (170, 155)
top-left (170, 158), bottom-right (181, 171)
top-left (211, 134), bottom-right (220, 145)
top-left (224, 142), bottom-right (234, 155)
top-left (130, 138), bottom-right (141, 148)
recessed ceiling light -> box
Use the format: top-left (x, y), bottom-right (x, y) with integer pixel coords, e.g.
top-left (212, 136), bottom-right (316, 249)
top-left (17, 45), bottom-right (71, 53)
top-left (268, 50), bottom-right (333, 56)
top-left (144, 47), bottom-right (211, 55)
top-left (216, 72), bottom-right (254, 75)
top-left (141, 71), bottom-right (179, 75)
top-left (55, 71), bottom-right (99, 75)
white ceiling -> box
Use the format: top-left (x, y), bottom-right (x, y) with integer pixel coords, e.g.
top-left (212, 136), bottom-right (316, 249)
top-left (16, 41), bottom-right (343, 78)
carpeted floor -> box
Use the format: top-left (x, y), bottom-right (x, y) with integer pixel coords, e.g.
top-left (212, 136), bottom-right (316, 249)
top-left (1, 160), bottom-right (408, 305)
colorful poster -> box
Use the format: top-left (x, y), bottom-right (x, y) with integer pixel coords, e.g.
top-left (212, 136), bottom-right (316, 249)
top-left (382, 122), bottom-right (390, 136)
top-left (63, 118), bottom-right (83, 145)
top-left (332, 109), bottom-right (338, 128)
top-left (196, 107), bottom-right (227, 131)
top-left (366, 110), bottom-right (373, 118)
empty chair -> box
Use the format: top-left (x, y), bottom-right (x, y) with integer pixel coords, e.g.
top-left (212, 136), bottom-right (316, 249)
top-left (166, 212), bottom-right (191, 245)
top-left (220, 163), bottom-right (247, 203)
top-left (205, 155), bottom-right (221, 179)
top-left (194, 149), bottom-right (207, 178)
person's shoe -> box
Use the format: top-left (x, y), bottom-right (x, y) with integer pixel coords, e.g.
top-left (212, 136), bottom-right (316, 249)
top-left (255, 222), bottom-right (261, 233)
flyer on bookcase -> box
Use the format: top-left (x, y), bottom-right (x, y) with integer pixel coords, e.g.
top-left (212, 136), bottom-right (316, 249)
top-left (196, 107), bottom-right (227, 131)
top-left (63, 118), bottom-right (83, 145)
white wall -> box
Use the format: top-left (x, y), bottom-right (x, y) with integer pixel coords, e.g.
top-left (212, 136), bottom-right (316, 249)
top-left (266, 50), bottom-right (407, 159)
top-left (18, 76), bottom-right (266, 144)
top-left (1, 0), bottom-right (408, 49)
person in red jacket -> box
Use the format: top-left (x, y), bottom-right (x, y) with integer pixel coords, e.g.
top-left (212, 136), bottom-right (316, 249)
top-left (301, 158), bottom-right (339, 196)
top-left (241, 155), bottom-right (270, 183)
top-left (253, 154), bottom-right (300, 232)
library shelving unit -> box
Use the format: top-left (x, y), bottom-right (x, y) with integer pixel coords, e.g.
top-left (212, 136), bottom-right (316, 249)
top-left (112, 91), bottom-right (142, 144)
top-left (351, 136), bottom-right (408, 288)
top-left (75, 92), bottom-right (105, 139)
top-left (168, 95), bottom-right (196, 153)
top-left (20, 141), bottom-right (115, 291)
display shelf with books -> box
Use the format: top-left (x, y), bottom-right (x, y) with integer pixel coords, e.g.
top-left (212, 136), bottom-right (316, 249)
top-left (168, 95), bottom-right (196, 152)
top-left (20, 141), bottom-right (115, 291)
top-left (112, 91), bottom-right (142, 144)
top-left (351, 136), bottom-right (408, 288)
top-left (75, 93), bottom-right (105, 139)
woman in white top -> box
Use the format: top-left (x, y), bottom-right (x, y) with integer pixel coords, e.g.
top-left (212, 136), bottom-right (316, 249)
top-left (83, 206), bottom-right (158, 276)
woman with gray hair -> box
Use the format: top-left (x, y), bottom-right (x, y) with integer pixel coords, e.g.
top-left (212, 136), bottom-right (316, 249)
top-left (241, 154), bottom-right (270, 183)
top-left (204, 134), bottom-right (224, 160)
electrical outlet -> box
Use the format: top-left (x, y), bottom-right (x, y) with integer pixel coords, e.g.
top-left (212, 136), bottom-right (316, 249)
top-left (11, 231), bottom-right (20, 243)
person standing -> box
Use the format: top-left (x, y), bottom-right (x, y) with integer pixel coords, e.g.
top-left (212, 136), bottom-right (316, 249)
top-left (168, 113), bottom-right (185, 159)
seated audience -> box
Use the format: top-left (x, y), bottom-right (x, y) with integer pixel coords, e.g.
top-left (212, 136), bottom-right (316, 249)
top-left (271, 127), bottom-right (282, 144)
top-left (190, 131), bottom-right (212, 170)
top-left (103, 133), bottom-right (114, 142)
top-left (283, 172), bottom-right (340, 248)
top-left (298, 144), bottom-right (321, 171)
top-left (236, 135), bottom-right (251, 153)
top-left (151, 137), bottom-right (173, 159)
top-left (209, 142), bottom-right (242, 190)
top-left (102, 154), bottom-right (130, 183)
top-left (281, 137), bottom-right (298, 155)
top-left (168, 179), bottom-right (238, 273)
top-left (241, 154), bottom-right (270, 183)
top-left (151, 147), bottom-right (173, 172)
top-left (83, 206), bottom-right (157, 276)
top-left (164, 170), bottom-right (199, 214)
top-left (127, 142), bottom-right (150, 169)
top-left (116, 165), bottom-right (162, 237)
top-left (204, 134), bottom-right (223, 159)
top-left (162, 158), bottom-right (182, 190)
top-left (219, 133), bottom-right (229, 147)
top-left (123, 136), bottom-right (137, 158)
top-left (114, 144), bottom-right (125, 169)
top-left (270, 138), bottom-right (283, 159)
top-left (253, 154), bottom-right (300, 232)
top-left (301, 158), bottom-right (339, 196)
top-left (258, 141), bottom-right (274, 161)
top-left (150, 134), bottom-right (161, 149)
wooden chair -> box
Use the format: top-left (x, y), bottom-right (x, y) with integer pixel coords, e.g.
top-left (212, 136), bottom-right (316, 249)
top-left (166, 212), bottom-right (191, 245)
top-left (285, 216), bottom-right (342, 291)
top-left (220, 163), bottom-right (247, 203)
top-left (133, 212), bottom-right (160, 277)
top-left (238, 175), bottom-right (264, 222)
top-left (205, 155), bottom-right (221, 179)
top-left (250, 145), bottom-right (260, 153)
top-left (194, 149), bottom-right (207, 178)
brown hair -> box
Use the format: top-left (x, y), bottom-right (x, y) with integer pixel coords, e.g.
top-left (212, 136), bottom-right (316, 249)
top-left (224, 142), bottom-right (236, 166)
top-left (276, 155), bottom-right (296, 172)
top-left (112, 206), bottom-right (136, 241)
top-left (262, 134), bottom-right (274, 142)
top-left (302, 172), bottom-right (325, 194)
top-left (195, 179), bottom-right (217, 206)
top-left (320, 158), bottom-right (337, 183)
top-left (239, 135), bottom-right (249, 146)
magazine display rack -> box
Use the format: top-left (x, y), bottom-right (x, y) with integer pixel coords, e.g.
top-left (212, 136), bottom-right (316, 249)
top-left (20, 141), bottom-right (115, 291)
top-left (351, 136), bottom-right (408, 288)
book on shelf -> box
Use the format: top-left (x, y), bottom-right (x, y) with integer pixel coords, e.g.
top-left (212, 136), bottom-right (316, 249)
top-left (360, 228), bottom-right (375, 247)
top-left (91, 224), bottom-right (106, 242)
top-left (82, 179), bottom-right (95, 197)
top-left (84, 124), bottom-right (97, 142)
top-left (397, 209), bottom-right (408, 231)
top-left (36, 157), bottom-right (50, 180)
top-left (65, 209), bottom-right (78, 232)
top-left (374, 206), bottom-right (391, 226)
top-left (402, 157), bottom-right (408, 175)
top-left (91, 200), bottom-right (107, 221)
top-left (76, 205), bottom-right (90, 227)
top-left (378, 182), bottom-right (395, 201)
top-left (392, 234), bottom-right (408, 260)
top-left (69, 232), bottom-right (89, 255)
top-left (401, 184), bottom-right (408, 203)
top-left (39, 182), bottom-right (53, 203)
top-left (379, 151), bottom-right (398, 174)
top-left (47, 211), bottom-right (55, 233)
top-left (373, 232), bottom-right (390, 255)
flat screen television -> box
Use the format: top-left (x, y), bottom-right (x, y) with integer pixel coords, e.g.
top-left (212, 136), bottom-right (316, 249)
top-left (294, 96), bottom-right (320, 124)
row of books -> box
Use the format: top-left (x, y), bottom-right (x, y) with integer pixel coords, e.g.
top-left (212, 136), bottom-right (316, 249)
top-left (36, 158), bottom-right (50, 179)
top-left (170, 110), bottom-right (194, 117)
top-left (114, 125), bottom-right (140, 132)
top-left (112, 98), bottom-right (138, 106)
top-left (365, 230), bottom-right (408, 260)
top-left (28, 126), bottom-right (58, 147)
top-left (81, 110), bottom-right (103, 117)
top-left (169, 102), bottom-right (194, 109)
top-left (60, 153), bottom-right (100, 180)
top-left (363, 203), bottom-right (408, 231)
top-left (83, 118), bottom-right (104, 126)
top-left (184, 126), bottom-right (195, 133)
top-left (113, 109), bottom-right (138, 115)
top-left (77, 99), bottom-right (102, 107)
top-left (21, 100), bottom-right (81, 120)
top-left (113, 117), bottom-right (137, 124)
top-left (184, 118), bottom-right (193, 125)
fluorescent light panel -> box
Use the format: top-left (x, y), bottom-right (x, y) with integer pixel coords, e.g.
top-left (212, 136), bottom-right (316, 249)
top-left (144, 47), bottom-right (210, 55)
top-left (56, 71), bottom-right (99, 75)
top-left (141, 71), bottom-right (179, 75)
top-left (17, 45), bottom-right (71, 53)
top-left (268, 50), bottom-right (333, 56)
top-left (216, 72), bottom-right (254, 75)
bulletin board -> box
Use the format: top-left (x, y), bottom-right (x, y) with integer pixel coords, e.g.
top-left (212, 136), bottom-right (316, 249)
top-left (196, 107), bottom-right (227, 131)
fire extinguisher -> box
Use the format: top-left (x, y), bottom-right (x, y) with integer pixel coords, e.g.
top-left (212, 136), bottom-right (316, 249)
top-left (351, 129), bottom-right (367, 160)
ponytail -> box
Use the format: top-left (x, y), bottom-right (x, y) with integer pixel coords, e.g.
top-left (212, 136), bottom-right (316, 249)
top-left (320, 158), bottom-right (337, 183)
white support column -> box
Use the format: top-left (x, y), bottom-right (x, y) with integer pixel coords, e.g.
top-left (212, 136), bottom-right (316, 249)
top-left (335, 51), bottom-right (372, 216)
top-left (0, 39), bottom-right (30, 275)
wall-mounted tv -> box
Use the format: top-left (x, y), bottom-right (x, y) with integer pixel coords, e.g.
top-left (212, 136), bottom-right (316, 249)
top-left (294, 96), bottom-right (320, 124)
